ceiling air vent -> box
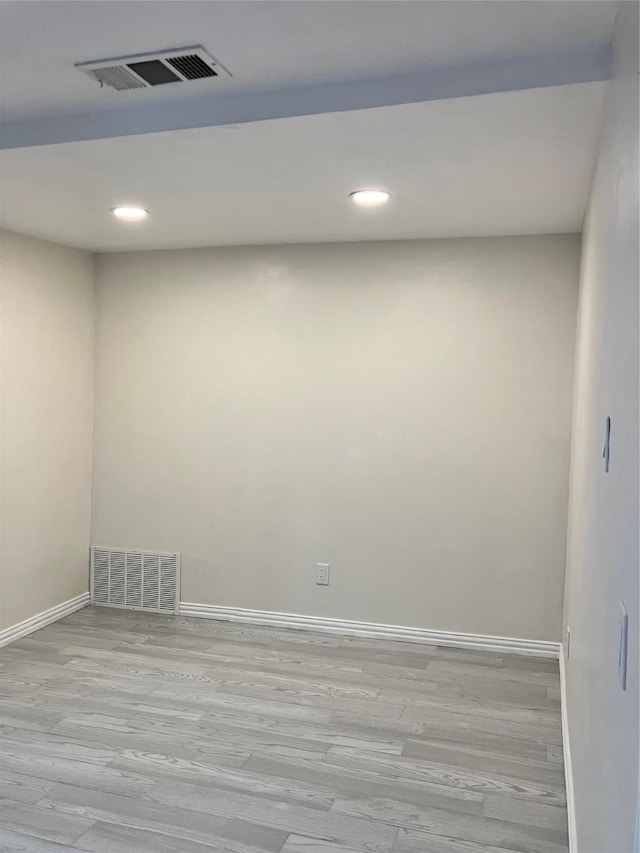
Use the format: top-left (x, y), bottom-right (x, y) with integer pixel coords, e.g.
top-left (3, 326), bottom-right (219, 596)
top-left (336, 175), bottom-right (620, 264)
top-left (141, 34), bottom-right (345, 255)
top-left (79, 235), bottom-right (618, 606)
top-left (76, 46), bottom-right (230, 92)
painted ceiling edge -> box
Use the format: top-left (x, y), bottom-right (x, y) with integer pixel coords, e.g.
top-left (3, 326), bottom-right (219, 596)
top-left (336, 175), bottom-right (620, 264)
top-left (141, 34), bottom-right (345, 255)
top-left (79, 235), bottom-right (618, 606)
top-left (0, 44), bottom-right (610, 150)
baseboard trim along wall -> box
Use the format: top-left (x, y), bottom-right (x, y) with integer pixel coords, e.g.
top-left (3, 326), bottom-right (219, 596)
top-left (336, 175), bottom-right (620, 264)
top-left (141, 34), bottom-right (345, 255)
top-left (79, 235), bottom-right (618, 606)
top-left (0, 592), bottom-right (90, 648)
top-left (179, 602), bottom-right (561, 658)
top-left (560, 651), bottom-right (578, 852)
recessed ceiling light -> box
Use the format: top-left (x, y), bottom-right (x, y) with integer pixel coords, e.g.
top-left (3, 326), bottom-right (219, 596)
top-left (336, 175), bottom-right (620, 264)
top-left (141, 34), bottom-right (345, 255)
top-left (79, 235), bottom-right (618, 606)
top-left (349, 190), bottom-right (390, 207)
top-left (111, 206), bottom-right (148, 221)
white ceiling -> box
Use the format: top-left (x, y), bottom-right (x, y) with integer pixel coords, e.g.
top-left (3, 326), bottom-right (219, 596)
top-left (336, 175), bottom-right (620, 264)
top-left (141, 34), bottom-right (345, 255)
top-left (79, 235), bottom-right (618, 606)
top-left (0, 1), bottom-right (614, 250)
top-left (0, 1), bottom-right (614, 122)
top-left (0, 83), bottom-right (605, 252)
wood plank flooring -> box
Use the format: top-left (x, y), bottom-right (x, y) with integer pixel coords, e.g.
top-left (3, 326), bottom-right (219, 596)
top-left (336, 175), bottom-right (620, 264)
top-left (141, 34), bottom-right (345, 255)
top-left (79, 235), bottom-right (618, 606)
top-left (0, 607), bottom-right (568, 852)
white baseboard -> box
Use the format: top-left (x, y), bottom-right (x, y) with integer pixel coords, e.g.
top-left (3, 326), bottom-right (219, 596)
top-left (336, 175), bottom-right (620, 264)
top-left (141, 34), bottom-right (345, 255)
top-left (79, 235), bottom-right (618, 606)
top-left (560, 651), bottom-right (578, 852)
top-left (0, 592), bottom-right (90, 648)
top-left (179, 602), bottom-right (560, 659)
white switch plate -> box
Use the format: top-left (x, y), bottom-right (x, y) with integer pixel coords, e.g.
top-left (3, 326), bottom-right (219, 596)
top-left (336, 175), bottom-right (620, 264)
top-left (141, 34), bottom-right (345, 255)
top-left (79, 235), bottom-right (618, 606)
top-left (315, 563), bottom-right (330, 586)
top-left (618, 601), bottom-right (628, 690)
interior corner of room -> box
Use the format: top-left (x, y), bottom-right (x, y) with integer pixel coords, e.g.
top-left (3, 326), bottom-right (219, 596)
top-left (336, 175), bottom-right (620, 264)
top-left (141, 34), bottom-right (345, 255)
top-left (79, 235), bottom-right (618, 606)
top-left (0, 2), bottom-right (638, 852)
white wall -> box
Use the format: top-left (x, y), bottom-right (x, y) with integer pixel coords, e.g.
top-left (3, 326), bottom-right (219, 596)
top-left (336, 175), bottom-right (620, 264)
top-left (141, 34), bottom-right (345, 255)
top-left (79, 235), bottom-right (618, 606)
top-left (93, 235), bottom-right (579, 641)
top-left (563, 4), bottom-right (639, 852)
top-left (0, 229), bottom-right (95, 630)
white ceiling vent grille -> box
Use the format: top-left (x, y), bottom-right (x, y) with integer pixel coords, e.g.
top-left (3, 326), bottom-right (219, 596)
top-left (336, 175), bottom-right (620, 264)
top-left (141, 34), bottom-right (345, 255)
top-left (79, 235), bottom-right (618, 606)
top-left (76, 46), bottom-right (230, 92)
top-left (91, 547), bottom-right (180, 614)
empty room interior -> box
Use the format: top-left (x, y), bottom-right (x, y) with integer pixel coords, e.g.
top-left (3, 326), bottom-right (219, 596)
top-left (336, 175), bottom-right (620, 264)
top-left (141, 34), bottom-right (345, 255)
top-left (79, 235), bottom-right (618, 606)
top-left (0, 2), bottom-right (638, 852)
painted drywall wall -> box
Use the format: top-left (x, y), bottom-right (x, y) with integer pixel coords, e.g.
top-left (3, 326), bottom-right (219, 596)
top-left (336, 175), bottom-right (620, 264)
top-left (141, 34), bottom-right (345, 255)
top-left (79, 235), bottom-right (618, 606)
top-left (0, 230), bottom-right (95, 630)
top-left (93, 235), bottom-right (579, 641)
top-left (563, 5), bottom-right (639, 852)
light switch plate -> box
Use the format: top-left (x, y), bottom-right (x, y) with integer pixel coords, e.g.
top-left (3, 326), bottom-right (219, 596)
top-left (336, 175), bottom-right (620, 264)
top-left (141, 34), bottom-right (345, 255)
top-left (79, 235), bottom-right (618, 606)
top-left (618, 601), bottom-right (628, 690)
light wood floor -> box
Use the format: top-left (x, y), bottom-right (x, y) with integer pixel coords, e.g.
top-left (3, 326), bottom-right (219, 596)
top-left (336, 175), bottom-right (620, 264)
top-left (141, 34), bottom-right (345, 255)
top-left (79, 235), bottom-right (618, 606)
top-left (0, 606), bottom-right (568, 853)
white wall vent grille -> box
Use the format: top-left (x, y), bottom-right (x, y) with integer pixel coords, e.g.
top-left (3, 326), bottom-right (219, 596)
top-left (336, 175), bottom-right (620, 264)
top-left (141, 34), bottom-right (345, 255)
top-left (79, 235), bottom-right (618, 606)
top-left (91, 547), bottom-right (180, 614)
top-left (76, 46), bottom-right (230, 92)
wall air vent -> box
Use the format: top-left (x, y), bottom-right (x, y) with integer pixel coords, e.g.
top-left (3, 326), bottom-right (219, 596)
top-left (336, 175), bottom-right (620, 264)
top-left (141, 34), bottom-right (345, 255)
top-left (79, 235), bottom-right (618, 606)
top-left (91, 547), bottom-right (181, 614)
top-left (76, 46), bottom-right (230, 92)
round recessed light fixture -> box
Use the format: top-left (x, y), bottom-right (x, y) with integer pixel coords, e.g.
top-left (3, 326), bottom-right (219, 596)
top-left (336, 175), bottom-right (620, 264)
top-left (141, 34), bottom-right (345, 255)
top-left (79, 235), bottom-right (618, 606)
top-left (111, 206), bottom-right (148, 221)
top-left (349, 189), bottom-right (390, 207)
